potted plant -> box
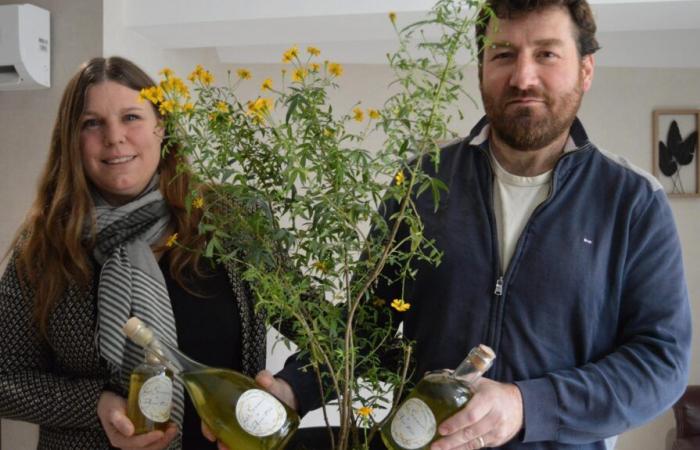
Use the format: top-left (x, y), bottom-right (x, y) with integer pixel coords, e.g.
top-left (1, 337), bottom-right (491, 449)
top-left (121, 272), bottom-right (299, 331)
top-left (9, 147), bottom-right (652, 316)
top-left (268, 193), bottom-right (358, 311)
top-left (142, 1), bottom-right (487, 448)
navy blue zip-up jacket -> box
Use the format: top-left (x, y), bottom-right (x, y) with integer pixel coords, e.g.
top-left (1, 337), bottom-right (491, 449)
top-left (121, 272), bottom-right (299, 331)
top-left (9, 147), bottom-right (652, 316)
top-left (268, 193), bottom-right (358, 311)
top-left (280, 117), bottom-right (692, 449)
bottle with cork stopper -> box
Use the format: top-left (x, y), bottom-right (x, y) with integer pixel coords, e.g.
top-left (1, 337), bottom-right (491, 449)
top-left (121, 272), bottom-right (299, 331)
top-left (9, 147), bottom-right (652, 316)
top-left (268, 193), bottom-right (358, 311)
top-left (123, 316), bottom-right (300, 450)
top-left (380, 344), bottom-right (496, 450)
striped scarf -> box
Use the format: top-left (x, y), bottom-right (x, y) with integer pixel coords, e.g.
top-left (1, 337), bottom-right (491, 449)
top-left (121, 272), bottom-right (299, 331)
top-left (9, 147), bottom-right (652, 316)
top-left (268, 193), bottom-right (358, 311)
top-left (90, 176), bottom-right (184, 448)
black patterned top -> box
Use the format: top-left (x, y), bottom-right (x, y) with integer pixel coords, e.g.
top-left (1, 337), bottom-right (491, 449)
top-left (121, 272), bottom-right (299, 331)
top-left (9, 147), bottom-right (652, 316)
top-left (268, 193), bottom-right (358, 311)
top-left (0, 251), bottom-right (266, 449)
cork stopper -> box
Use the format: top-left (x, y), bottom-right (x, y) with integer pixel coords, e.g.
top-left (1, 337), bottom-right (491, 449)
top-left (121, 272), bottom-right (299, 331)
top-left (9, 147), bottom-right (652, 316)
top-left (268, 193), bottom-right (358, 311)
top-left (123, 317), bottom-right (154, 347)
top-left (470, 344), bottom-right (495, 371)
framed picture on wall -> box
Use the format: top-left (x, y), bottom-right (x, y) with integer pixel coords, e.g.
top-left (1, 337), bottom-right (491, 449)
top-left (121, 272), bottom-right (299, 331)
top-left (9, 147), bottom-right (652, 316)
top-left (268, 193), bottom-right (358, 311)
top-left (652, 109), bottom-right (699, 197)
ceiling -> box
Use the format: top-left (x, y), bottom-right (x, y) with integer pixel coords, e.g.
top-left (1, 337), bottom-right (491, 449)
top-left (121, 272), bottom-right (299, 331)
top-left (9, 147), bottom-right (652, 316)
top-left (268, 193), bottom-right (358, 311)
top-left (122, 0), bottom-right (700, 68)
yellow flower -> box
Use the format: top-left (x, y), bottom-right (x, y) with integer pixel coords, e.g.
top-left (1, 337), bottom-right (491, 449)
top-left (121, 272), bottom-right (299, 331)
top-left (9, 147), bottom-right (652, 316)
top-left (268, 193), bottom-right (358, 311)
top-left (139, 86), bottom-right (165, 105)
top-left (159, 100), bottom-right (176, 115)
top-left (159, 67), bottom-right (174, 78)
top-left (282, 45), bottom-right (299, 63)
top-left (261, 78), bottom-right (273, 91)
top-left (368, 108), bottom-right (380, 120)
top-left (247, 97), bottom-right (273, 122)
top-left (309, 63), bottom-right (320, 72)
top-left (201, 71), bottom-right (214, 86)
top-left (307, 46), bottom-right (321, 56)
top-left (389, 11), bottom-right (397, 24)
top-left (166, 233), bottom-right (179, 248)
top-left (313, 261), bottom-right (328, 273)
top-left (292, 68), bottom-right (307, 82)
top-left (395, 170), bottom-right (405, 186)
top-left (160, 76), bottom-right (189, 98)
top-left (357, 406), bottom-right (374, 418)
top-left (188, 64), bottom-right (214, 86)
top-left (176, 78), bottom-right (189, 97)
top-left (216, 101), bottom-right (229, 113)
top-left (352, 107), bottom-right (364, 122)
top-left (236, 68), bottom-right (252, 80)
top-left (183, 102), bottom-right (194, 113)
top-left (328, 62), bottom-right (344, 77)
top-left (391, 298), bottom-right (411, 312)
top-left (138, 88), bottom-right (152, 103)
top-left (192, 197), bottom-right (204, 209)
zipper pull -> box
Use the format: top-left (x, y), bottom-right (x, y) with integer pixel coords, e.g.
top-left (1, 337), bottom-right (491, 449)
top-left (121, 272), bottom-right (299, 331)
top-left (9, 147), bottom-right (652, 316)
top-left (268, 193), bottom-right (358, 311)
top-left (494, 276), bottom-right (504, 296)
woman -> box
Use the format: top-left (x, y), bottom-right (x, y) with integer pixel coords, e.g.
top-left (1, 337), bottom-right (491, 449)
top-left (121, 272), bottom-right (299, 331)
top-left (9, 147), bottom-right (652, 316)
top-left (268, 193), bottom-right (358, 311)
top-left (0, 56), bottom-right (272, 449)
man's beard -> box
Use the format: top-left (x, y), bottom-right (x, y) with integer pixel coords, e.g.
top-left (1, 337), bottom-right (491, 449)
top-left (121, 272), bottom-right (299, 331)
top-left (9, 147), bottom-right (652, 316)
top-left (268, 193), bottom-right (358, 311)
top-left (482, 78), bottom-right (583, 151)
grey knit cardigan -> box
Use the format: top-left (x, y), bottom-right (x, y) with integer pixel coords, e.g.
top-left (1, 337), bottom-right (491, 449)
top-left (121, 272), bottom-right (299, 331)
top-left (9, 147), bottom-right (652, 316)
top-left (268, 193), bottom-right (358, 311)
top-left (0, 253), bottom-right (266, 449)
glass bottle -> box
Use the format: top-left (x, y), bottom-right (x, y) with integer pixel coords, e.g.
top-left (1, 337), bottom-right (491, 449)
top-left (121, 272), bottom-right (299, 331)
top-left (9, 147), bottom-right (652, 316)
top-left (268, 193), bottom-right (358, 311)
top-left (380, 344), bottom-right (495, 450)
top-left (126, 350), bottom-right (173, 434)
top-left (122, 317), bottom-right (300, 450)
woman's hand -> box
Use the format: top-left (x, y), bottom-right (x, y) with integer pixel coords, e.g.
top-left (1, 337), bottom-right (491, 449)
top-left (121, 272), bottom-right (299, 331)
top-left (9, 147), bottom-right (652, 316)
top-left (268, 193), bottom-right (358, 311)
top-left (201, 370), bottom-right (300, 450)
top-left (254, 369), bottom-right (299, 411)
top-left (97, 390), bottom-right (178, 450)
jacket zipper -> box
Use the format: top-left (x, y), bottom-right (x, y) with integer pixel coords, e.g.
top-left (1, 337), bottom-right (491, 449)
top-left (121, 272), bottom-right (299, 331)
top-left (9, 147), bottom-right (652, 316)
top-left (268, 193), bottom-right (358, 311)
top-left (494, 276), bottom-right (504, 296)
top-left (479, 144), bottom-right (587, 375)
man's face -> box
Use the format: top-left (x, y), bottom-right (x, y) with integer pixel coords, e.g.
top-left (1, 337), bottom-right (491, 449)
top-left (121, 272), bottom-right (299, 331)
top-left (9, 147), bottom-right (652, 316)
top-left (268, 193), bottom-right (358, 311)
top-left (480, 6), bottom-right (594, 151)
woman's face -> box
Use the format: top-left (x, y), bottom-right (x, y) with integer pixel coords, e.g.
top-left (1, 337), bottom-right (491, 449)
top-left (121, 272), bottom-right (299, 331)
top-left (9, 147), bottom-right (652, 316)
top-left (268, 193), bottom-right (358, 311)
top-left (79, 80), bottom-right (163, 206)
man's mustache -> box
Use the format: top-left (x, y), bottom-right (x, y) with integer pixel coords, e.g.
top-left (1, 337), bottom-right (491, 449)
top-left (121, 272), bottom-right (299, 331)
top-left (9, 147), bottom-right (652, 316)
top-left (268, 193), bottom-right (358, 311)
top-left (504, 88), bottom-right (549, 104)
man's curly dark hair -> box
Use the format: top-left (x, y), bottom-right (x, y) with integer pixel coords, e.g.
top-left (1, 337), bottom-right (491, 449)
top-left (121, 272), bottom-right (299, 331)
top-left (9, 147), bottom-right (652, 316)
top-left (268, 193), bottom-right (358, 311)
top-left (475, 0), bottom-right (600, 66)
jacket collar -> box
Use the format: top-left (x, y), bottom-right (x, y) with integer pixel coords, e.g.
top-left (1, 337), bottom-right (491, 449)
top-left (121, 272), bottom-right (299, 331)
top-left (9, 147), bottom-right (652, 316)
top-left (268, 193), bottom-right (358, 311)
top-left (463, 115), bottom-right (595, 188)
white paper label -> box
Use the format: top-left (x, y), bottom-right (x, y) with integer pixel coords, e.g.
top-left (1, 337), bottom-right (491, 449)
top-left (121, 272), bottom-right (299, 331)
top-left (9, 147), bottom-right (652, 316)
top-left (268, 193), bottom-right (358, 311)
top-left (391, 398), bottom-right (436, 449)
top-left (235, 389), bottom-right (287, 437)
top-left (138, 374), bottom-right (172, 422)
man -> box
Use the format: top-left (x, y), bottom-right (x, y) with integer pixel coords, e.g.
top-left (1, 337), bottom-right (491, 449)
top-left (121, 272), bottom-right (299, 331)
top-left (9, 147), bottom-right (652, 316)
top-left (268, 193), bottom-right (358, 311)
top-left (360, 1), bottom-right (690, 449)
top-left (212, 1), bottom-right (692, 449)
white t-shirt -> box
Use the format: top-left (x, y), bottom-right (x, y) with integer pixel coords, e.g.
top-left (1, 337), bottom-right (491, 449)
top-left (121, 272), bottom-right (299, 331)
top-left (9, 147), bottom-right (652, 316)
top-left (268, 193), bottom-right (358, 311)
top-left (490, 152), bottom-right (552, 272)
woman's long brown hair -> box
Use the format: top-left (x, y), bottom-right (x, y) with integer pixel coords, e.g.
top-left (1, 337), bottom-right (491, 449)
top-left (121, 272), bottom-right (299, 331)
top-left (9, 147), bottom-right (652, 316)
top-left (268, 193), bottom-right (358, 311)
top-left (8, 56), bottom-right (206, 338)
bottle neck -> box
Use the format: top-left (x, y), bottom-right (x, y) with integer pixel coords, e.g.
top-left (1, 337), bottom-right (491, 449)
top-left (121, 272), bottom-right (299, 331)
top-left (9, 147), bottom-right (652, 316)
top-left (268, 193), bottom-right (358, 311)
top-left (123, 317), bottom-right (208, 376)
top-left (143, 338), bottom-right (207, 376)
top-left (452, 345), bottom-right (495, 385)
top-left (451, 361), bottom-right (486, 385)
top-left (144, 350), bottom-right (162, 365)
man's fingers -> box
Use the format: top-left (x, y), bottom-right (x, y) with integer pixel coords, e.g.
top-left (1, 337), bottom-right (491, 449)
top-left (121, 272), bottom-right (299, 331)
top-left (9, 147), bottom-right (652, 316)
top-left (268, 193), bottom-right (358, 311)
top-left (431, 413), bottom-right (493, 450)
top-left (438, 393), bottom-right (490, 436)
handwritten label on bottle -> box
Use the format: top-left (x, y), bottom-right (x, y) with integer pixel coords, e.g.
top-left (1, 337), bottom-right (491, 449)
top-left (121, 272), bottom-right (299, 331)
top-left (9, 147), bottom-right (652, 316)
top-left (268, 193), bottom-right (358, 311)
top-left (138, 374), bottom-right (172, 422)
top-left (391, 398), bottom-right (436, 449)
top-left (235, 389), bottom-right (287, 437)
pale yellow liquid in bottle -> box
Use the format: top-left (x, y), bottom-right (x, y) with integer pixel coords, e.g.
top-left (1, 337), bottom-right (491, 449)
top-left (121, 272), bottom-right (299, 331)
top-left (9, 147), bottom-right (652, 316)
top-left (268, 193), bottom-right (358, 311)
top-left (127, 366), bottom-right (173, 434)
top-left (182, 368), bottom-right (299, 450)
top-left (381, 371), bottom-right (472, 450)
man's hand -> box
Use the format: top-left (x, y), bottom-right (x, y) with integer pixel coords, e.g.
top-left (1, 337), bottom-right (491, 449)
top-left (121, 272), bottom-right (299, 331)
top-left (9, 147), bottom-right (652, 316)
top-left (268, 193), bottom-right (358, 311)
top-left (97, 391), bottom-right (178, 450)
top-left (430, 379), bottom-right (523, 450)
top-left (201, 370), bottom-right (299, 449)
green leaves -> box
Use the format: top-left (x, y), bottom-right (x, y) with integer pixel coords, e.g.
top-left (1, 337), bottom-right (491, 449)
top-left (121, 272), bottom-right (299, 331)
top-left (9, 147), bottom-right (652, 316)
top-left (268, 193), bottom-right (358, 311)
top-left (163, 1), bottom-right (486, 448)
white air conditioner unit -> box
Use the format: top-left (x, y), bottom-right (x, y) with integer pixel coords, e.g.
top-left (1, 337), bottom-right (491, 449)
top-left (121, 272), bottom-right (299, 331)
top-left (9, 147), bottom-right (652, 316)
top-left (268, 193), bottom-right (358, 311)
top-left (0, 4), bottom-right (50, 90)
